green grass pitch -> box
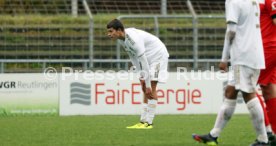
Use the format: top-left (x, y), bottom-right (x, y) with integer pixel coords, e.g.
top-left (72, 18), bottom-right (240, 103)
top-left (0, 114), bottom-right (255, 146)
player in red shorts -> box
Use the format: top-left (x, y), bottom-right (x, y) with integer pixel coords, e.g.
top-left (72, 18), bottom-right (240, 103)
top-left (258, 0), bottom-right (276, 144)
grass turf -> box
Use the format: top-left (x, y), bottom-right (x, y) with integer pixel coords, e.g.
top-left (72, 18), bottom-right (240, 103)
top-left (0, 114), bottom-right (255, 146)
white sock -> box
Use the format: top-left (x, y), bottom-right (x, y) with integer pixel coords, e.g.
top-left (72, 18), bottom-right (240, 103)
top-left (210, 98), bottom-right (236, 138)
top-left (147, 99), bottom-right (157, 125)
top-left (247, 97), bottom-right (268, 143)
top-left (140, 103), bottom-right (148, 123)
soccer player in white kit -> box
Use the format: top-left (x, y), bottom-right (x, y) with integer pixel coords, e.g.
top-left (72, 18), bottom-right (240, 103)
top-left (192, 0), bottom-right (269, 145)
top-left (106, 19), bottom-right (169, 129)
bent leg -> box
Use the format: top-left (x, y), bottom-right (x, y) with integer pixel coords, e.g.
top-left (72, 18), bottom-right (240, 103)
top-left (210, 85), bottom-right (238, 137)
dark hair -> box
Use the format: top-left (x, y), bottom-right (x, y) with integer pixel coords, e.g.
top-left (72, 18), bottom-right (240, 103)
top-left (106, 19), bottom-right (124, 31)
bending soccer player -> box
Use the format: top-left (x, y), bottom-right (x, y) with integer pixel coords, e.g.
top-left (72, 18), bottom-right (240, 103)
top-left (106, 19), bottom-right (169, 129)
top-left (258, 0), bottom-right (276, 144)
top-left (192, 0), bottom-right (269, 145)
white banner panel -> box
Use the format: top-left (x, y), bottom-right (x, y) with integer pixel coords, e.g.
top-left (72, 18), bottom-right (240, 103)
top-left (0, 74), bottom-right (59, 115)
top-left (59, 72), bottom-right (249, 115)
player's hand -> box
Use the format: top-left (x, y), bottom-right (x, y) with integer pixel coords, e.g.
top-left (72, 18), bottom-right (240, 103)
top-left (219, 62), bottom-right (228, 72)
top-left (145, 87), bottom-right (152, 96)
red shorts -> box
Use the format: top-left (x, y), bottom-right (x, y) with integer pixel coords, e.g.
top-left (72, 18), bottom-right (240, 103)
top-left (258, 49), bottom-right (276, 85)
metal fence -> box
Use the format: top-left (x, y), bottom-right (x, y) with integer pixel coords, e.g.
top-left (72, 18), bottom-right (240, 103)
top-left (0, 0), bottom-right (226, 73)
top-left (0, 14), bottom-right (226, 73)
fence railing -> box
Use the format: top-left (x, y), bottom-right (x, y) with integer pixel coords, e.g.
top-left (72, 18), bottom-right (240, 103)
top-left (0, 59), bottom-right (221, 73)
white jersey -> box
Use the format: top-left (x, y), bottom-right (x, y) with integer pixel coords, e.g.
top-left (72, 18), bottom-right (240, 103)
top-left (226, 0), bottom-right (265, 69)
top-left (120, 28), bottom-right (169, 70)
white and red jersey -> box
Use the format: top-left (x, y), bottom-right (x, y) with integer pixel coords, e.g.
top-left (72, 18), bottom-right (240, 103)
top-left (226, 0), bottom-right (265, 69)
top-left (259, 0), bottom-right (276, 50)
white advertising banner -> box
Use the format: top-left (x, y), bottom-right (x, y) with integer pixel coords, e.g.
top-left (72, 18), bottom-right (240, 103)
top-left (59, 72), bottom-right (249, 115)
top-left (0, 74), bottom-right (59, 115)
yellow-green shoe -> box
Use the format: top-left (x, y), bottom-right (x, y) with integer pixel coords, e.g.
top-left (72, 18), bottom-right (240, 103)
top-left (126, 122), bottom-right (145, 129)
top-left (137, 123), bottom-right (153, 129)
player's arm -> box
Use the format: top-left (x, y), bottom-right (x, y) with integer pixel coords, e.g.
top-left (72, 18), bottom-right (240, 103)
top-left (133, 42), bottom-right (151, 88)
top-left (126, 51), bottom-right (141, 71)
top-left (137, 53), bottom-right (151, 88)
top-left (126, 31), bottom-right (151, 89)
top-left (220, 0), bottom-right (239, 72)
top-left (220, 22), bottom-right (237, 72)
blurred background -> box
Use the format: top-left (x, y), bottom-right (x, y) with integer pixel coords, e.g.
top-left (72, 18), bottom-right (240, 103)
top-left (0, 0), bottom-right (226, 73)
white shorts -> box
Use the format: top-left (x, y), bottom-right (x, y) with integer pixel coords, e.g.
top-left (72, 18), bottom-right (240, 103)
top-left (228, 65), bottom-right (260, 93)
top-left (149, 56), bottom-right (169, 83)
